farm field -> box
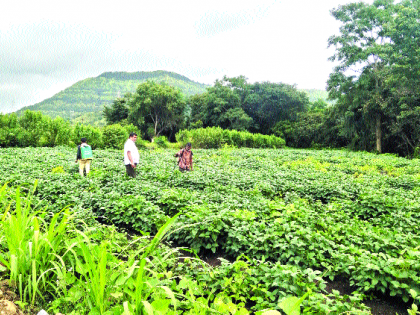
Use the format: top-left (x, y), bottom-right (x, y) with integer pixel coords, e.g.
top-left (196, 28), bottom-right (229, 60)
top-left (1, 146), bottom-right (420, 314)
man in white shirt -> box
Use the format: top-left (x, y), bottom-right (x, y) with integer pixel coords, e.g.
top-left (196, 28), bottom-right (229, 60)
top-left (124, 132), bottom-right (140, 178)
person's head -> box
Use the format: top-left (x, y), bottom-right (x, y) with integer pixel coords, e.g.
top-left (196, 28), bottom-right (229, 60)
top-left (81, 137), bottom-right (87, 143)
top-left (129, 132), bottom-right (138, 142)
top-left (185, 142), bottom-right (192, 150)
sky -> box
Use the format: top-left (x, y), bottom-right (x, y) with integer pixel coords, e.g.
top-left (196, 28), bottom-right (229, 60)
top-left (0, 0), bottom-right (368, 113)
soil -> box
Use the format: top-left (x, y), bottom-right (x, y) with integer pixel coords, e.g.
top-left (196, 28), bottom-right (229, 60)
top-left (325, 276), bottom-right (410, 315)
top-left (0, 280), bottom-right (24, 315)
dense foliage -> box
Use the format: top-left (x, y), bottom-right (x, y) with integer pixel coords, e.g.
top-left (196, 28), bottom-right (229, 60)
top-left (188, 76), bottom-right (310, 134)
top-left (1, 110), bottom-right (285, 150)
top-left (1, 146), bottom-right (420, 314)
top-left (0, 110), bottom-right (143, 149)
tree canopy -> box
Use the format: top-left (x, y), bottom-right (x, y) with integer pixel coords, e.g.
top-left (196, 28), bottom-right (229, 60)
top-left (327, 0), bottom-right (420, 154)
top-left (189, 76), bottom-right (309, 134)
top-left (103, 97), bottom-right (129, 125)
top-left (127, 81), bottom-right (186, 139)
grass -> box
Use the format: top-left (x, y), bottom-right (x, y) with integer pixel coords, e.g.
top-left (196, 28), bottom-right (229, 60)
top-left (0, 182), bottom-right (74, 306)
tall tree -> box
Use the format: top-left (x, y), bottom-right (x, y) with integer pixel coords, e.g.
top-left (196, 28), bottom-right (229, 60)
top-left (327, 0), bottom-right (395, 153)
top-left (128, 81), bottom-right (186, 139)
top-left (382, 0), bottom-right (420, 154)
top-left (328, 0), bottom-right (420, 155)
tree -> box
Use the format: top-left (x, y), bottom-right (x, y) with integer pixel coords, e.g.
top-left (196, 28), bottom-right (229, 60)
top-left (273, 107), bottom-right (348, 149)
top-left (189, 93), bottom-right (209, 127)
top-left (243, 82), bottom-right (309, 133)
top-left (310, 99), bottom-right (328, 112)
top-left (327, 0), bottom-right (420, 155)
top-left (205, 80), bottom-right (253, 131)
top-left (189, 79), bottom-right (253, 131)
top-left (128, 81), bottom-right (186, 139)
top-left (189, 76), bottom-right (309, 133)
top-left (327, 0), bottom-right (396, 153)
top-left (381, 0), bottom-right (420, 155)
top-left (103, 97), bottom-right (129, 125)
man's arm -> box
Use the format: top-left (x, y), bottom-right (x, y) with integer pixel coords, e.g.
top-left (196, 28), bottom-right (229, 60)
top-left (76, 146), bottom-right (81, 162)
top-left (127, 151), bottom-right (135, 168)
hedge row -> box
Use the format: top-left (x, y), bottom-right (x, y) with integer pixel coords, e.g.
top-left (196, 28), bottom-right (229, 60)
top-left (176, 127), bottom-right (286, 149)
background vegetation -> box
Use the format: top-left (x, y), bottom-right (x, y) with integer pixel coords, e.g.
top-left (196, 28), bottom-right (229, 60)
top-left (0, 110), bottom-right (286, 150)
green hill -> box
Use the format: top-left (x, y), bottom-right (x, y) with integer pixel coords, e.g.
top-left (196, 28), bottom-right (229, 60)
top-left (17, 70), bottom-right (209, 126)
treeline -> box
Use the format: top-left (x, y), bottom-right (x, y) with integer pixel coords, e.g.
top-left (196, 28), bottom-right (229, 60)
top-left (0, 110), bottom-right (286, 150)
top-left (0, 110), bottom-right (144, 149)
top-left (100, 77), bottom-right (348, 151)
top-left (103, 77), bottom-right (316, 140)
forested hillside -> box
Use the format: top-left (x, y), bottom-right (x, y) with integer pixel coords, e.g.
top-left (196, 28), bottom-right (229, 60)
top-left (16, 71), bottom-right (208, 125)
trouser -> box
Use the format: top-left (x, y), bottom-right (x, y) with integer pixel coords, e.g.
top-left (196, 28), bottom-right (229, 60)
top-left (125, 164), bottom-right (137, 178)
top-left (79, 159), bottom-right (91, 176)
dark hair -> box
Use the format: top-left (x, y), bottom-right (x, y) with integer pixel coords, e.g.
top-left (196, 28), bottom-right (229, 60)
top-left (186, 142), bottom-right (192, 148)
top-left (81, 137), bottom-right (87, 143)
top-left (129, 132), bottom-right (138, 138)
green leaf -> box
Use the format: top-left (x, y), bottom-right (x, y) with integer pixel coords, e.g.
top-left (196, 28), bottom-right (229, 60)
top-left (151, 299), bottom-right (171, 312)
top-left (279, 296), bottom-right (302, 315)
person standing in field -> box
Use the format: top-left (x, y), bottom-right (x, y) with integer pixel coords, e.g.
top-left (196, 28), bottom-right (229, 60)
top-left (76, 137), bottom-right (93, 176)
top-left (124, 132), bottom-right (140, 178)
top-left (175, 142), bottom-right (193, 172)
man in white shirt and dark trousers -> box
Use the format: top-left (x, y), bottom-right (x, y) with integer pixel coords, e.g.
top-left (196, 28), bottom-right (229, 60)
top-left (124, 132), bottom-right (140, 178)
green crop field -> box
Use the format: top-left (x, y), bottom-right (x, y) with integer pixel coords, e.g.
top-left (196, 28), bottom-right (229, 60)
top-left (1, 146), bottom-right (419, 314)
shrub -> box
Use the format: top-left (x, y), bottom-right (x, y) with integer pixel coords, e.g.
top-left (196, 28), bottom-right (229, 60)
top-left (102, 124), bottom-right (127, 149)
top-left (73, 123), bottom-right (103, 149)
top-left (154, 136), bottom-right (169, 148)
